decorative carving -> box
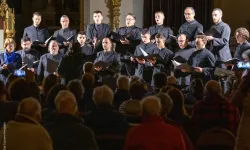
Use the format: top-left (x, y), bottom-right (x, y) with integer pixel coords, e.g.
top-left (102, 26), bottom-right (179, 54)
top-left (105, 0), bottom-right (121, 31)
top-left (0, 0), bottom-right (15, 38)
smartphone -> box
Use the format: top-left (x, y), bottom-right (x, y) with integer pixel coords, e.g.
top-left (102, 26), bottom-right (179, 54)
top-left (237, 62), bottom-right (250, 69)
top-left (14, 70), bottom-right (26, 77)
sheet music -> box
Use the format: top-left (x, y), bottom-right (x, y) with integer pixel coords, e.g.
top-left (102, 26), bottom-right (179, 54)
top-left (139, 47), bottom-right (148, 56)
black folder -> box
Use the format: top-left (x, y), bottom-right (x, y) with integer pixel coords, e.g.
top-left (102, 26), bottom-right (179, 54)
top-left (94, 61), bottom-right (111, 69)
top-left (173, 55), bottom-right (187, 63)
top-left (47, 58), bottom-right (59, 74)
top-left (217, 58), bottom-right (240, 65)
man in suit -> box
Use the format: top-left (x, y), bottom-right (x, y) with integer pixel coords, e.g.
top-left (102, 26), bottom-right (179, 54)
top-left (86, 10), bottom-right (111, 53)
top-left (234, 27), bottom-right (250, 60)
top-left (53, 15), bottom-right (77, 54)
top-left (23, 12), bottom-right (50, 55)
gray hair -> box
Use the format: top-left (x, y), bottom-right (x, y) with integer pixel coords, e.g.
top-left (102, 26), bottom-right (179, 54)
top-left (17, 97), bottom-right (41, 118)
top-left (93, 85), bottom-right (114, 105)
top-left (55, 90), bottom-right (77, 111)
top-left (141, 96), bottom-right (161, 116)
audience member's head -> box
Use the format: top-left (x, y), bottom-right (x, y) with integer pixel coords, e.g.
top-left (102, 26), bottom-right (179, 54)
top-left (190, 78), bottom-right (204, 100)
top-left (6, 74), bottom-right (19, 90)
top-left (167, 76), bottom-right (177, 85)
top-left (160, 85), bottom-right (175, 93)
top-left (83, 62), bottom-right (95, 74)
top-left (42, 74), bottom-right (59, 96)
top-left (55, 90), bottom-right (78, 116)
top-left (141, 96), bottom-right (161, 116)
top-left (93, 85), bottom-right (113, 106)
top-left (205, 80), bottom-right (222, 97)
top-left (17, 97), bottom-right (42, 122)
top-left (117, 75), bottom-right (129, 90)
top-left (81, 73), bottom-right (95, 89)
top-left (155, 92), bottom-right (173, 119)
top-left (67, 79), bottom-right (84, 101)
top-left (8, 78), bottom-right (31, 102)
top-left (129, 81), bottom-right (147, 100)
top-left (28, 82), bottom-right (41, 101)
top-left (46, 84), bottom-right (69, 109)
top-left (153, 72), bottom-right (168, 89)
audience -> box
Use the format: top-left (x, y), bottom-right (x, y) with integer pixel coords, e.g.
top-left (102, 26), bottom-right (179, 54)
top-left (125, 96), bottom-right (186, 150)
top-left (0, 97), bottom-right (53, 150)
top-left (67, 79), bottom-right (84, 104)
top-left (45, 90), bottom-right (98, 150)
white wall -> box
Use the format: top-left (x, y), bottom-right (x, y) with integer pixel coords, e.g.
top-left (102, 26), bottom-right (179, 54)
top-left (87, 0), bottom-right (144, 28)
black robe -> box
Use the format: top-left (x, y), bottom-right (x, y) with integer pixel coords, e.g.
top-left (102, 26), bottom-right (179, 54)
top-left (16, 49), bottom-right (41, 72)
top-left (234, 40), bottom-right (250, 61)
top-left (149, 24), bottom-right (173, 44)
top-left (81, 44), bottom-right (96, 62)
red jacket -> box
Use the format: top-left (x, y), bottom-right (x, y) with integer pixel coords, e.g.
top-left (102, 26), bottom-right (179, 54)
top-left (125, 116), bottom-right (186, 150)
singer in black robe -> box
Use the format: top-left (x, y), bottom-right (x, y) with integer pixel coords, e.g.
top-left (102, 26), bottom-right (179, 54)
top-left (234, 41), bottom-right (250, 61)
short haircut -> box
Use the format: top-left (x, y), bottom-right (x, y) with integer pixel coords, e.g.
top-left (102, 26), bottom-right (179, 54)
top-left (67, 79), bottom-right (84, 98)
top-left (129, 80), bottom-right (147, 99)
top-left (153, 72), bottom-right (168, 89)
top-left (127, 13), bottom-right (136, 20)
top-left (83, 62), bottom-right (94, 74)
top-left (185, 7), bottom-right (195, 14)
top-left (155, 11), bottom-right (165, 16)
top-left (141, 96), bottom-right (161, 116)
top-left (4, 38), bottom-right (16, 49)
top-left (213, 8), bottom-right (223, 15)
top-left (178, 34), bottom-right (188, 40)
top-left (8, 78), bottom-right (31, 102)
top-left (235, 27), bottom-right (249, 40)
top-left (78, 31), bottom-right (86, 35)
top-left (141, 28), bottom-right (150, 35)
top-left (17, 97), bottom-right (41, 118)
top-left (117, 75), bottom-right (129, 90)
top-left (155, 33), bottom-right (166, 41)
top-left (205, 80), bottom-right (222, 95)
top-left (81, 73), bottom-right (95, 88)
top-left (21, 36), bottom-right (31, 43)
top-left (167, 76), bottom-right (177, 85)
top-left (93, 10), bottom-right (102, 15)
top-left (60, 15), bottom-right (69, 20)
top-left (155, 92), bottom-right (173, 116)
top-left (195, 35), bottom-right (208, 43)
top-left (33, 12), bottom-right (42, 17)
top-left (55, 90), bottom-right (77, 110)
top-left (93, 85), bottom-right (113, 105)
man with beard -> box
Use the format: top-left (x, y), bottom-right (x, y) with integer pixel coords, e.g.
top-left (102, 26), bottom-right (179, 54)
top-left (179, 7), bottom-right (203, 48)
top-left (149, 11), bottom-right (173, 45)
top-left (16, 37), bottom-right (41, 73)
top-left (23, 12), bottom-right (50, 55)
top-left (174, 34), bottom-right (196, 87)
top-left (206, 8), bottom-right (232, 68)
top-left (113, 13), bottom-right (142, 76)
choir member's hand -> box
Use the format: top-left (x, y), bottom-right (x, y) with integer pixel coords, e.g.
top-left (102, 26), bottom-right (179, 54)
top-left (63, 41), bottom-right (70, 46)
top-left (2, 64), bottom-right (7, 70)
top-left (95, 66), bottom-right (103, 71)
top-left (130, 57), bottom-right (135, 62)
top-left (136, 58), bottom-right (146, 64)
top-left (120, 38), bottom-right (130, 45)
top-left (92, 37), bottom-right (98, 47)
top-left (148, 58), bottom-right (156, 65)
top-left (194, 67), bottom-right (203, 73)
top-left (181, 69), bottom-right (187, 72)
top-left (53, 72), bottom-right (59, 77)
top-left (206, 36), bottom-right (214, 41)
top-left (27, 68), bottom-right (35, 72)
top-left (39, 44), bottom-right (46, 47)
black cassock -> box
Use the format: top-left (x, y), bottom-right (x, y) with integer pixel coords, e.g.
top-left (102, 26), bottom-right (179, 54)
top-left (23, 25), bottom-right (50, 54)
top-left (16, 49), bottom-right (41, 72)
top-left (113, 25), bottom-right (142, 76)
top-left (207, 21), bottom-right (232, 67)
top-left (86, 23), bottom-right (111, 53)
top-left (234, 41), bottom-right (250, 61)
top-left (174, 46), bottom-right (196, 87)
top-left (37, 53), bottom-right (63, 83)
top-left (80, 44), bottom-right (96, 63)
top-left (134, 42), bottom-right (157, 83)
top-left (179, 20), bottom-right (203, 47)
top-left (53, 28), bottom-right (77, 54)
top-left (149, 25), bottom-right (173, 46)
top-left (94, 51), bottom-right (120, 90)
top-left (185, 48), bottom-right (216, 84)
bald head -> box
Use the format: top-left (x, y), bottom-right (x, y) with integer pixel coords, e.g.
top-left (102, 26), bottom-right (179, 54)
top-left (17, 97), bottom-right (41, 121)
top-left (55, 90), bottom-right (77, 115)
top-left (205, 80), bottom-right (222, 95)
top-left (141, 96), bottom-right (161, 116)
top-left (167, 76), bottom-right (177, 85)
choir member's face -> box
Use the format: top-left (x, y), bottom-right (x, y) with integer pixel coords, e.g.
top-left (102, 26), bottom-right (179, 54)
top-left (126, 15), bottom-right (135, 27)
top-left (141, 34), bottom-right (151, 43)
top-left (195, 38), bottom-right (206, 50)
top-left (77, 34), bottom-right (87, 45)
top-left (32, 15), bottom-right (41, 27)
top-left (212, 10), bottom-right (222, 24)
top-left (102, 38), bottom-right (112, 51)
top-left (155, 38), bottom-right (165, 48)
top-left (60, 17), bottom-right (69, 29)
top-left (155, 13), bottom-right (164, 25)
top-left (6, 43), bottom-right (15, 53)
top-left (21, 41), bottom-right (32, 51)
top-left (184, 8), bottom-right (195, 22)
top-left (178, 35), bottom-right (188, 49)
top-left (93, 13), bottom-right (103, 24)
top-left (49, 41), bottom-right (59, 55)
top-left (235, 32), bottom-right (244, 44)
